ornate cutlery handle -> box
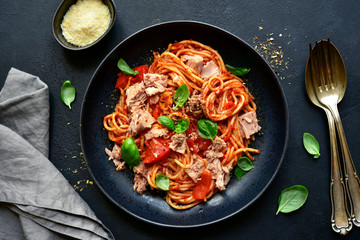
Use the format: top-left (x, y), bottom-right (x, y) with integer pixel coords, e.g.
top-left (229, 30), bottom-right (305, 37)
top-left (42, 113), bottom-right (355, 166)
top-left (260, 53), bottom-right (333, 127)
top-left (329, 104), bottom-right (360, 227)
top-left (325, 110), bottom-right (352, 234)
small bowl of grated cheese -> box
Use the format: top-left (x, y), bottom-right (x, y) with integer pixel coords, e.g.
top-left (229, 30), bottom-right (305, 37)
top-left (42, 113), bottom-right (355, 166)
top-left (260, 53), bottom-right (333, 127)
top-left (52, 0), bottom-right (116, 50)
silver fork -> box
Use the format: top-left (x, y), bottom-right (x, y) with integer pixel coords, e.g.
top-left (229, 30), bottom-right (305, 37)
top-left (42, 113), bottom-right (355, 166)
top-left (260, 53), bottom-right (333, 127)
top-left (310, 39), bottom-right (360, 227)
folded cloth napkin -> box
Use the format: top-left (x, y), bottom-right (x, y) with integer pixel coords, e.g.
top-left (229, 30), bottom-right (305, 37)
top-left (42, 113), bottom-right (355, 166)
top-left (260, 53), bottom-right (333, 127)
top-left (0, 68), bottom-right (114, 240)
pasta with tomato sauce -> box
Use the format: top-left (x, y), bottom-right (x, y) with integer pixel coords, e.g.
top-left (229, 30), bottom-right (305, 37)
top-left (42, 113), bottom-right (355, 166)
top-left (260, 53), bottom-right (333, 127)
top-left (104, 40), bottom-right (261, 210)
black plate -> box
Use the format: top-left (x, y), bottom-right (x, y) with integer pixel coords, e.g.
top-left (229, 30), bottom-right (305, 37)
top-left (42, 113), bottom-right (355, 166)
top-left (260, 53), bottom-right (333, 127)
top-left (80, 21), bottom-right (289, 227)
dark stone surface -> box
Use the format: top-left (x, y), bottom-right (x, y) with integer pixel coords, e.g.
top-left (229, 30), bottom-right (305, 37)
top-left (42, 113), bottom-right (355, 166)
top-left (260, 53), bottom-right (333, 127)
top-left (1, 0), bottom-right (360, 239)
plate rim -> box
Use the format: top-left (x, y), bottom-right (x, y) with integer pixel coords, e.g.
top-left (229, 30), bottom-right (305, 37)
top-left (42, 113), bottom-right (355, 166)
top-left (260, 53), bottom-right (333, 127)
top-left (80, 20), bottom-right (289, 228)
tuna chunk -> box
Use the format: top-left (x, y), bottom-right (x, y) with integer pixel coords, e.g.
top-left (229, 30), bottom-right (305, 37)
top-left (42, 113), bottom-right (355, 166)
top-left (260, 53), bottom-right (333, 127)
top-left (205, 148), bottom-right (223, 162)
top-left (204, 136), bottom-right (227, 162)
top-left (172, 75), bottom-right (180, 84)
top-left (149, 95), bottom-right (159, 105)
top-left (204, 136), bottom-right (229, 190)
top-left (133, 174), bottom-right (147, 194)
top-left (238, 111), bottom-right (261, 139)
top-left (145, 127), bottom-right (168, 140)
top-left (185, 159), bottom-right (205, 182)
top-left (105, 143), bottom-right (121, 161)
top-left (113, 159), bottom-right (126, 171)
top-left (200, 60), bottom-right (221, 80)
top-left (186, 90), bottom-right (203, 117)
top-left (169, 133), bottom-right (187, 154)
top-left (207, 159), bottom-right (231, 191)
top-left (133, 162), bottom-right (148, 176)
top-left (133, 162), bottom-right (149, 194)
top-left (181, 55), bottom-right (204, 73)
top-left (125, 82), bottom-right (147, 112)
top-left (128, 109), bottom-right (156, 136)
top-left (105, 144), bottom-right (126, 171)
top-left (211, 137), bottom-right (227, 152)
top-left (143, 73), bottom-right (167, 96)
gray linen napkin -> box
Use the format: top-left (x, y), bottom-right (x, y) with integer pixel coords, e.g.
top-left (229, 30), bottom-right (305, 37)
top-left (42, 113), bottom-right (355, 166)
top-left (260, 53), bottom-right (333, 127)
top-left (0, 68), bottom-right (114, 240)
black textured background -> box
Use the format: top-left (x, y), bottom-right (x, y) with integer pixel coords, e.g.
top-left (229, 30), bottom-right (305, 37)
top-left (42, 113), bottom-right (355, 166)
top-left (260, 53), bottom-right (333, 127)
top-left (1, 0), bottom-right (360, 239)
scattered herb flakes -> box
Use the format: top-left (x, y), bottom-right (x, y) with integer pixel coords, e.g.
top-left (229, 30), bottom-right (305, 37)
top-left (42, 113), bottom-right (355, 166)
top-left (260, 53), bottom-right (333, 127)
top-left (252, 27), bottom-right (292, 79)
top-left (72, 179), bottom-right (94, 192)
top-left (60, 143), bottom-right (91, 192)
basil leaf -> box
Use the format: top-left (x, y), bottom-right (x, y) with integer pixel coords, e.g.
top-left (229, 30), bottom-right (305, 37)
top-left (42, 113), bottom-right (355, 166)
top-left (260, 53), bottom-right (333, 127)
top-left (235, 167), bottom-right (246, 179)
top-left (303, 132), bottom-right (320, 158)
top-left (158, 116), bottom-right (175, 130)
top-left (174, 119), bottom-right (190, 133)
top-left (197, 119), bottom-right (218, 141)
top-left (158, 116), bottom-right (189, 133)
top-left (120, 137), bottom-right (141, 169)
top-left (117, 58), bottom-right (139, 76)
top-left (237, 156), bottom-right (254, 171)
top-left (276, 185), bottom-right (308, 215)
top-left (156, 174), bottom-right (170, 191)
top-left (173, 84), bottom-right (189, 110)
top-left (61, 80), bottom-right (76, 109)
top-left (225, 64), bottom-right (250, 76)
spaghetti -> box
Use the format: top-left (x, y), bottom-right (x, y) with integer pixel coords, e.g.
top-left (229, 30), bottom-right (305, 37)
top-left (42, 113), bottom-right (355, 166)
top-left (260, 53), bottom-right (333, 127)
top-left (104, 40), bottom-right (261, 210)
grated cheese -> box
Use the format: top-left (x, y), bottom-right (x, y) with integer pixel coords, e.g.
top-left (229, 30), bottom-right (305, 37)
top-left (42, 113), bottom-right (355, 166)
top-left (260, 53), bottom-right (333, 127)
top-left (61, 0), bottom-right (111, 47)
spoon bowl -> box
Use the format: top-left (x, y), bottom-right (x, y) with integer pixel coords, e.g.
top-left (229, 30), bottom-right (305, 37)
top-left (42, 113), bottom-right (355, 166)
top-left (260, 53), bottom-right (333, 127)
top-left (305, 41), bottom-right (346, 107)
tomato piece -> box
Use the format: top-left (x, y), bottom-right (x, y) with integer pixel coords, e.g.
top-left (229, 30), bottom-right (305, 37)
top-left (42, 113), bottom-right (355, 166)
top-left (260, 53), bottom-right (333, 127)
top-left (152, 104), bottom-right (162, 118)
top-left (192, 169), bottom-right (212, 200)
top-left (197, 139), bottom-right (212, 151)
top-left (143, 138), bottom-right (171, 163)
top-left (115, 65), bottom-right (149, 89)
top-left (185, 122), bottom-right (211, 153)
top-left (131, 65), bottom-right (149, 82)
top-left (115, 72), bottom-right (129, 89)
top-left (186, 138), bottom-right (199, 154)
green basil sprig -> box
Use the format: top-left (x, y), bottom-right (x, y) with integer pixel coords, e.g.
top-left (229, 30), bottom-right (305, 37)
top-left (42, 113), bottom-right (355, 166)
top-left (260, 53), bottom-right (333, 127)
top-left (303, 132), bottom-right (320, 158)
top-left (173, 84), bottom-right (189, 110)
top-left (235, 167), bottom-right (246, 180)
top-left (225, 64), bottom-right (250, 76)
top-left (174, 119), bottom-right (190, 133)
top-left (156, 174), bottom-right (170, 191)
top-left (197, 119), bottom-right (218, 142)
top-left (158, 116), bottom-right (175, 130)
top-left (158, 116), bottom-right (189, 133)
top-left (61, 80), bottom-right (76, 109)
top-left (235, 156), bottom-right (254, 179)
top-left (120, 137), bottom-right (141, 169)
top-left (117, 58), bottom-right (139, 76)
top-left (237, 156), bottom-right (254, 171)
top-left (276, 185), bottom-right (308, 215)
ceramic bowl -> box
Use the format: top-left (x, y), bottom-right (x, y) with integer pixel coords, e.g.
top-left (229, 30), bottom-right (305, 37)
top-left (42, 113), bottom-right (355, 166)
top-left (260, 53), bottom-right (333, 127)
top-left (52, 0), bottom-right (116, 50)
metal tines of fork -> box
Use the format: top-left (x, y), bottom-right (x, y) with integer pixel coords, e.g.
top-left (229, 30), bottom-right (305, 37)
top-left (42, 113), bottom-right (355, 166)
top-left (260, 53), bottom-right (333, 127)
top-left (309, 39), bottom-right (360, 229)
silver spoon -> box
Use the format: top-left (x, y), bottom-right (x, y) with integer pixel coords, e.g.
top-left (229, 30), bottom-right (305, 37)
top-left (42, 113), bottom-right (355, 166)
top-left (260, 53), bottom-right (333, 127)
top-left (309, 39), bottom-right (360, 228)
top-left (305, 41), bottom-right (352, 235)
